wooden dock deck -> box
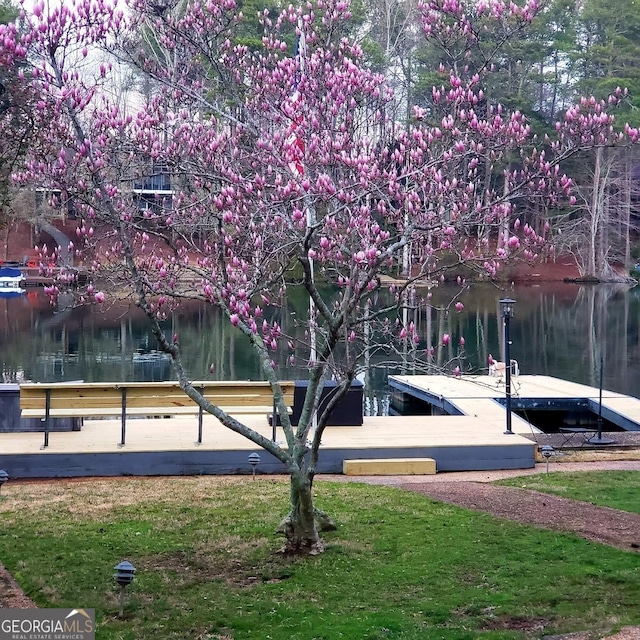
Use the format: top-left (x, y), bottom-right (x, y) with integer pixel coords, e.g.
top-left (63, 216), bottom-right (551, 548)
top-left (0, 410), bottom-right (536, 479)
top-left (388, 374), bottom-right (640, 434)
top-left (7, 373), bottom-right (632, 479)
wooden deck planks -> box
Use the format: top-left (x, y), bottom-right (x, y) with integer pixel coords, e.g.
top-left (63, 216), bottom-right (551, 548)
top-left (3, 375), bottom-right (566, 477)
top-left (388, 374), bottom-right (640, 435)
top-left (390, 374), bottom-right (629, 401)
top-left (6, 373), bottom-right (635, 480)
top-left (0, 410), bottom-right (537, 477)
top-left (0, 414), bottom-right (535, 454)
top-left (444, 398), bottom-right (533, 434)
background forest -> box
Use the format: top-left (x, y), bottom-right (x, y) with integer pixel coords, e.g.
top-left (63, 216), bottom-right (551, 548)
top-left (355, 0), bottom-right (640, 280)
top-left (2, 0), bottom-right (640, 279)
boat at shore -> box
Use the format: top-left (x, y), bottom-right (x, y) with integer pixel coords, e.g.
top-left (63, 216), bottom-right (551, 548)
top-left (0, 267), bottom-right (26, 297)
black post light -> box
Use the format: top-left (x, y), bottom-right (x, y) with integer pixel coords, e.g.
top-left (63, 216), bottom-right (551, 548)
top-left (114, 560), bottom-right (136, 618)
top-left (248, 452), bottom-right (261, 480)
top-left (499, 298), bottom-right (516, 435)
top-left (0, 470), bottom-right (8, 495)
top-left (587, 356), bottom-right (616, 446)
top-left (539, 445), bottom-right (554, 473)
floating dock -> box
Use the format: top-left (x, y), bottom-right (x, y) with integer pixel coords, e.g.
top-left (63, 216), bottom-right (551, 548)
top-left (2, 375), bottom-right (638, 479)
top-left (387, 374), bottom-right (640, 433)
top-left (0, 416), bottom-right (536, 478)
top-left (1, 411), bottom-right (536, 479)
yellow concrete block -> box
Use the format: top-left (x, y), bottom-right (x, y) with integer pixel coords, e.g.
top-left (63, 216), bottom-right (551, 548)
top-left (343, 458), bottom-right (436, 476)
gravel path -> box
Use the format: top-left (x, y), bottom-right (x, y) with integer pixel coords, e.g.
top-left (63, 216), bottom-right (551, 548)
top-left (333, 459), bottom-right (640, 485)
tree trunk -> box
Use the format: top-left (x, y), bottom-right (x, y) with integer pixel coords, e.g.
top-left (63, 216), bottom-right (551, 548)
top-left (278, 468), bottom-right (335, 555)
top-left (599, 169), bottom-right (609, 275)
top-left (624, 149), bottom-right (632, 269)
top-left (587, 147), bottom-right (603, 277)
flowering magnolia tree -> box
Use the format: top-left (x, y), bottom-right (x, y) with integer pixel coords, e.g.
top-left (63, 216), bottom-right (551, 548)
top-left (3, 0), bottom-right (639, 552)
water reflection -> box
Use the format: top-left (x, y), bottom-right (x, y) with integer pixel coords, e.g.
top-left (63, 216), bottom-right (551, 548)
top-left (1, 283), bottom-right (639, 401)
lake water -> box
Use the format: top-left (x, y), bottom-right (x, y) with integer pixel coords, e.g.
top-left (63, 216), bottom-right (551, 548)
top-left (1, 283), bottom-right (639, 411)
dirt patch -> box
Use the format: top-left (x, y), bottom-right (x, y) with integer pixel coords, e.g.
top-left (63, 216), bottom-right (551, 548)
top-left (505, 256), bottom-right (581, 283)
top-left (0, 563), bottom-right (37, 608)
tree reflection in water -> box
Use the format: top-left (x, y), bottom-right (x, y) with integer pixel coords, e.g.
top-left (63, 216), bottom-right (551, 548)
top-left (1, 284), bottom-right (639, 409)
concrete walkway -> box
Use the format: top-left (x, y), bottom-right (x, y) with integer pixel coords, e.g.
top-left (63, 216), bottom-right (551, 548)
top-left (321, 458), bottom-right (640, 485)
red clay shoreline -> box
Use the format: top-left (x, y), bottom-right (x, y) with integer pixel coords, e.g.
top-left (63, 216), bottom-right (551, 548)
top-left (2, 218), bottom-right (588, 282)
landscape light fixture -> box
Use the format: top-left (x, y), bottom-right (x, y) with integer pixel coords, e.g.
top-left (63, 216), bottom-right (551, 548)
top-left (248, 452), bottom-right (261, 480)
top-left (499, 298), bottom-right (516, 435)
top-left (539, 445), bottom-right (554, 473)
top-left (113, 560), bottom-right (136, 618)
top-left (0, 470), bottom-right (8, 495)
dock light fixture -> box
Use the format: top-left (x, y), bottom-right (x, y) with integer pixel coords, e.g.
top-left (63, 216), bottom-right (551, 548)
top-left (248, 452), bottom-right (261, 480)
top-left (114, 560), bottom-right (136, 618)
top-left (499, 298), bottom-right (516, 435)
top-left (539, 445), bottom-right (554, 473)
top-left (0, 470), bottom-right (8, 495)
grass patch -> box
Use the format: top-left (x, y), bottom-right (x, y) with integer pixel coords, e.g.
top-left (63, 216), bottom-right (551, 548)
top-left (497, 470), bottom-right (640, 514)
top-left (0, 476), bottom-right (639, 639)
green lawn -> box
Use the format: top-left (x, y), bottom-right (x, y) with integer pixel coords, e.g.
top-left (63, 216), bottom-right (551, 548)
top-left (0, 475), bottom-right (639, 639)
top-left (498, 470), bottom-right (640, 514)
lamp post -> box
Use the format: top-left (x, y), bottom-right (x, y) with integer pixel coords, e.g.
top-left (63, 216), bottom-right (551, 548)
top-left (587, 356), bottom-right (616, 445)
top-left (499, 298), bottom-right (516, 435)
top-left (114, 560), bottom-right (136, 618)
